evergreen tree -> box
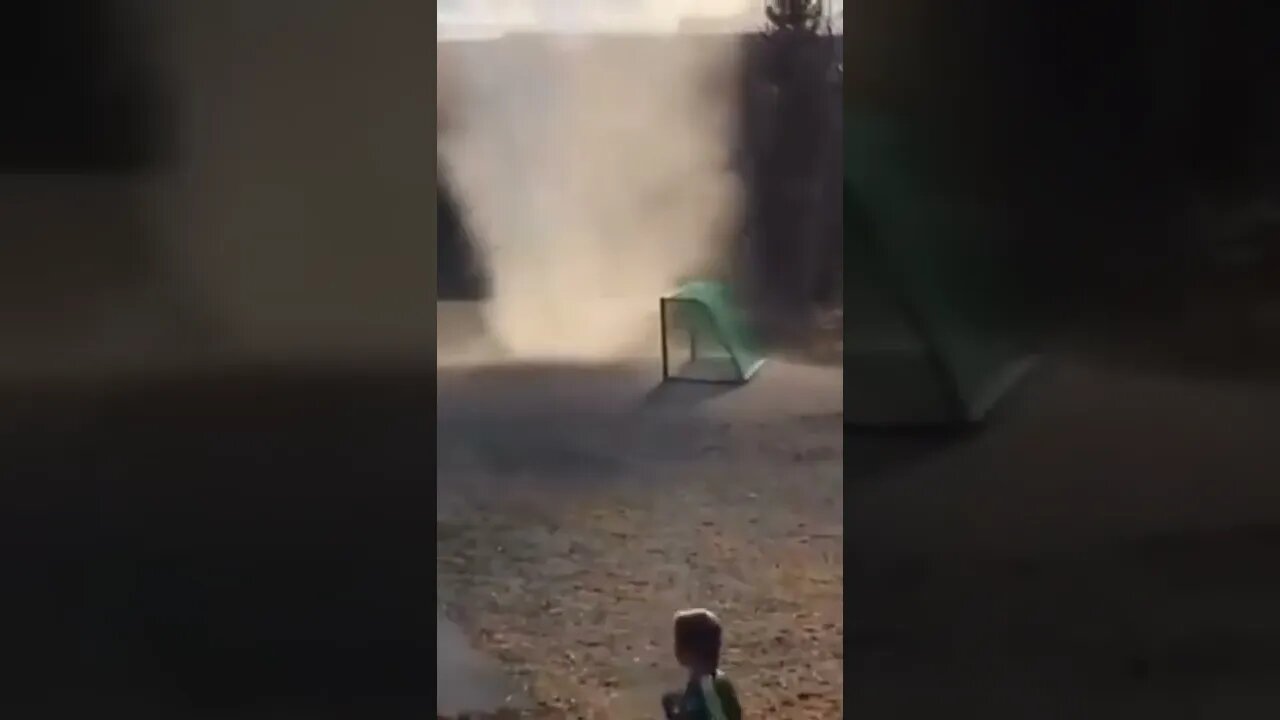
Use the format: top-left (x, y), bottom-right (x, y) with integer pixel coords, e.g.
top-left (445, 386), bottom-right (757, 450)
top-left (764, 0), bottom-right (824, 35)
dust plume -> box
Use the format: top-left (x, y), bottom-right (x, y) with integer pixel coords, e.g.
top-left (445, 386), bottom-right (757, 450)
top-left (438, 2), bottom-right (755, 360)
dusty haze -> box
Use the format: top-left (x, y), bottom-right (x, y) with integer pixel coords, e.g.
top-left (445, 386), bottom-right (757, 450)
top-left (438, 2), bottom-right (754, 360)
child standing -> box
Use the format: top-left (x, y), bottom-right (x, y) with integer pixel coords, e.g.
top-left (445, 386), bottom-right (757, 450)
top-left (661, 609), bottom-right (743, 720)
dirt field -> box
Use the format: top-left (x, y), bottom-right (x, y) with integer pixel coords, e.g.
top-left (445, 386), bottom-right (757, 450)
top-left (437, 301), bottom-right (1280, 717)
top-left (2, 365), bottom-right (434, 715)
top-left (436, 348), bottom-right (844, 718)
top-left (849, 356), bottom-right (1280, 716)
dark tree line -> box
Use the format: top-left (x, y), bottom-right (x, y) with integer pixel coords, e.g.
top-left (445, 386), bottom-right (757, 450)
top-left (738, 0), bottom-right (843, 343)
top-left (765, 0), bottom-right (826, 33)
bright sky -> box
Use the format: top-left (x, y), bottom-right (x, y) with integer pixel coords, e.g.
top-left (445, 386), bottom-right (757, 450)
top-left (438, 0), bottom-right (841, 39)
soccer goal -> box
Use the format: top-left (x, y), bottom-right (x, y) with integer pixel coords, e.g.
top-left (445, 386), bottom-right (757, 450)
top-left (660, 281), bottom-right (765, 384)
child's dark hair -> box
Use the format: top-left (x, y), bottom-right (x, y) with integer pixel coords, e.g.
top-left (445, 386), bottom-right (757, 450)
top-left (674, 608), bottom-right (722, 669)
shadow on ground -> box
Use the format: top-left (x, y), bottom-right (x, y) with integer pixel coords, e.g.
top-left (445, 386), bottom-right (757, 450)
top-left (844, 426), bottom-right (977, 485)
top-left (0, 367), bottom-right (432, 714)
top-left (641, 379), bottom-right (741, 409)
top-left (437, 359), bottom-right (841, 496)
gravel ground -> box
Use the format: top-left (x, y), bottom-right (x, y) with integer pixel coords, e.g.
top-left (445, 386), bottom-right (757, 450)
top-left (438, 301), bottom-right (1280, 716)
top-left (436, 359), bottom-right (844, 719)
top-left (849, 357), bottom-right (1280, 716)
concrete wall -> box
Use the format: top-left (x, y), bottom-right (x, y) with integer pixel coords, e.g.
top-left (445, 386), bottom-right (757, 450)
top-left (0, 0), bottom-right (434, 382)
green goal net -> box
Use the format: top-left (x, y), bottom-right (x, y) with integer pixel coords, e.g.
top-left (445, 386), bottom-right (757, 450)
top-left (845, 110), bottom-right (1034, 426)
top-left (661, 281), bottom-right (765, 384)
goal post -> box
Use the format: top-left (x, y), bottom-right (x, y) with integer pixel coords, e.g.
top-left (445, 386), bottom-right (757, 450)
top-left (660, 281), bottom-right (765, 384)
